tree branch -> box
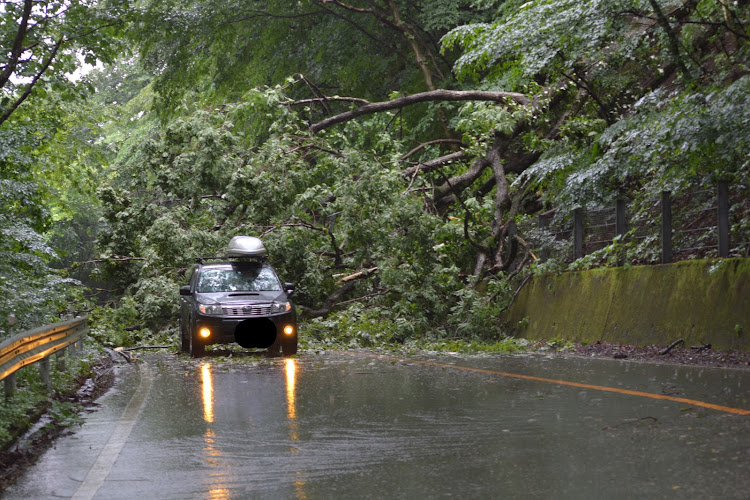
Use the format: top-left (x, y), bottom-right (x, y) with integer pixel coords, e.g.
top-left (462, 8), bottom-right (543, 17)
top-left (309, 0), bottom-right (410, 63)
top-left (402, 150), bottom-right (465, 177)
top-left (221, 9), bottom-right (323, 25)
top-left (646, 0), bottom-right (691, 79)
top-left (333, 266), bottom-right (378, 285)
top-left (431, 167), bottom-right (492, 255)
top-left (77, 256), bottom-right (149, 265)
top-left (298, 281), bottom-right (357, 318)
top-left (260, 219), bottom-right (344, 266)
top-left (433, 155), bottom-right (490, 205)
top-left (0, 37), bottom-right (63, 126)
top-left (309, 89), bottom-right (529, 134)
top-left (399, 139), bottom-right (465, 162)
top-left (0, 0), bottom-right (33, 90)
top-left (287, 96), bottom-right (371, 108)
top-left (296, 73), bottom-right (333, 114)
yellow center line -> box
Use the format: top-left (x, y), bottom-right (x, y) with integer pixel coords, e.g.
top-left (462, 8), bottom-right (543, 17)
top-left (339, 351), bottom-right (750, 416)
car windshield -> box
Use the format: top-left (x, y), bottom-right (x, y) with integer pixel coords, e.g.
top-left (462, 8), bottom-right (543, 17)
top-left (197, 264), bottom-right (281, 293)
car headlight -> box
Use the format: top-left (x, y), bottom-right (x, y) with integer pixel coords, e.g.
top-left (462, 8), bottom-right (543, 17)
top-left (270, 301), bottom-right (292, 314)
top-left (199, 304), bottom-right (223, 315)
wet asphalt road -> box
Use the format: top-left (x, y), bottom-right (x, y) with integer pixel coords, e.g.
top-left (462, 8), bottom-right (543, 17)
top-left (4, 350), bottom-right (750, 499)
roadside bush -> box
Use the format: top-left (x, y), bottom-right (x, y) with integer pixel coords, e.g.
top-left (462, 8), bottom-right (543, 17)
top-left (88, 298), bottom-right (142, 348)
top-left (131, 275), bottom-right (180, 330)
top-left (302, 305), bottom-right (399, 349)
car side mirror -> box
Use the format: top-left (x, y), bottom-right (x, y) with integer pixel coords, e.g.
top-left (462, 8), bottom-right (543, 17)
top-left (179, 285), bottom-right (192, 296)
top-left (284, 283), bottom-right (295, 296)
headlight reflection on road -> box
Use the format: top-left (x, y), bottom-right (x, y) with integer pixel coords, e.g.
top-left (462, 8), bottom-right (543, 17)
top-left (285, 358), bottom-right (297, 422)
top-left (203, 428), bottom-right (221, 465)
top-left (200, 360), bottom-right (305, 498)
top-left (201, 363), bottom-right (230, 500)
top-left (208, 487), bottom-right (230, 500)
top-left (201, 363), bottom-right (214, 423)
top-left (285, 358), bottom-right (307, 498)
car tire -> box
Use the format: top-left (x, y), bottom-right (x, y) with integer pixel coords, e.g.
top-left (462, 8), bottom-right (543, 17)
top-left (282, 341), bottom-right (297, 357)
top-left (189, 322), bottom-right (205, 358)
top-left (179, 318), bottom-right (189, 353)
top-left (267, 340), bottom-right (281, 357)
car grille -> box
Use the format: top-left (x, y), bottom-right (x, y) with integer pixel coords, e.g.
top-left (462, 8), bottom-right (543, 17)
top-left (222, 304), bottom-right (273, 316)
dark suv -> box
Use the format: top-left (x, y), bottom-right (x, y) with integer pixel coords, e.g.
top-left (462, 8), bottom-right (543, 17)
top-left (179, 237), bottom-right (297, 357)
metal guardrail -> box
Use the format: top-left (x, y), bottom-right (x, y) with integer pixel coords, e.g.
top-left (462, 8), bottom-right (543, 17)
top-left (0, 315), bottom-right (88, 398)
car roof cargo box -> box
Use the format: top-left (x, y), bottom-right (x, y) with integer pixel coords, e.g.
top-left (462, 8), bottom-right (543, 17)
top-left (226, 236), bottom-right (267, 257)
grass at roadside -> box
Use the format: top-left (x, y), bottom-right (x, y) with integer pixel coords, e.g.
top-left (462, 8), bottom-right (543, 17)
top-left (0, 353), bottom-right (98, 449)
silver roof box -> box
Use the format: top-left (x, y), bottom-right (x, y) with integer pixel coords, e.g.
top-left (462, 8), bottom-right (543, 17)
top-left (226, 236), bottom-right (267, 257)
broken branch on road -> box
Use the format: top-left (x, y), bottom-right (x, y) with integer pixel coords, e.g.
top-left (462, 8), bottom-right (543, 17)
top-left (660, 338), bottom-right (685, 355)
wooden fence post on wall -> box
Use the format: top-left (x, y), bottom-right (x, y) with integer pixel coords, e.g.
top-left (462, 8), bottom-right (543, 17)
top-left (574, 208), bottom-right (584, 260)
top-left (616, 199), bottom-right (626, 266)
top-left (718, 180), bottom-right (729, 257)
top-left (661, 191), bottom-right (672, 264)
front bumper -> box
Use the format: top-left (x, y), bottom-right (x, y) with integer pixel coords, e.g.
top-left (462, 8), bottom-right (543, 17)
top-left (194, 311), bottom-right (297, 345)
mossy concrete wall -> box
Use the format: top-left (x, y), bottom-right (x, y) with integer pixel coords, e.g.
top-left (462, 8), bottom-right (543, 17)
top-left (505, 258), bottom-right (750, 350)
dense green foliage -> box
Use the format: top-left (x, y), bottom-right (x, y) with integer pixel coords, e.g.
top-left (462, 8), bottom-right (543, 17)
top-left (0, 0), bottom-right (132, 334)
top-left (1, 0), bottom-right (749, 347)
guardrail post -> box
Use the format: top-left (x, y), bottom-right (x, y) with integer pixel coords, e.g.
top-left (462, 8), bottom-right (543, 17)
top-left (4, 373), bottom-right (15, 399)
top-left (718, 180), bottom-right (729, 257)
top-left (661, 191), bottom-right (672, 264)
top-left (574, 208), bottom-right (584, 260)
top-left (40, 357), bottom-right (52, 393)
top-left (56, 350), bottom-right (66, 372)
